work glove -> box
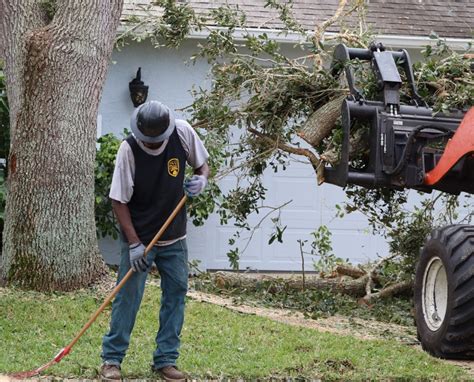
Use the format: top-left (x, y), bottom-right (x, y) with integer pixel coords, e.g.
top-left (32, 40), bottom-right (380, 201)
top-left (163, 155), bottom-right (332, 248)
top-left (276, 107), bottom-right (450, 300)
top-left (129, 243), bottom-right (149, 272)
top-left (184, 174), bottom-right (207, 197)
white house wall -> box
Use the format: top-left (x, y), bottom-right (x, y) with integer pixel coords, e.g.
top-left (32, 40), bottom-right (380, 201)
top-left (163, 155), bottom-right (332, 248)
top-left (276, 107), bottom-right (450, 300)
top-left (98, 38), bottom-right (430, 271)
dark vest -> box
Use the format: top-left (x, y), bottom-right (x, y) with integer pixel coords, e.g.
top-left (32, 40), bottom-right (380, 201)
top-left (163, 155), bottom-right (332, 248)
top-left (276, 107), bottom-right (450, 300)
top-left (126, 130), bottom-right (187, 245)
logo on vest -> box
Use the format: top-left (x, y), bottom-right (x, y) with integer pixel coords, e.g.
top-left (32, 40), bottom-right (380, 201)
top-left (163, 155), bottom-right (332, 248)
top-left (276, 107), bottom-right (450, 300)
top-left (168, 158), bottom-right (180, 177)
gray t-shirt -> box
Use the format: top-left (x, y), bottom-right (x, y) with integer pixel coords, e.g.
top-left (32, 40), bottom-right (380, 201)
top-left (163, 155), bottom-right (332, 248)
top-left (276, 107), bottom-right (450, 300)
top-left (109, 119), bottom-right (209, 203)
top-left (109, 119), bottom-right (209, 246)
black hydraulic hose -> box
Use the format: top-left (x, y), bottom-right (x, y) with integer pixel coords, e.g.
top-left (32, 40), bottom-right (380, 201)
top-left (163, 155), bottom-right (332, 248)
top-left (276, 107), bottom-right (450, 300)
top-left (385, 125), bottom-right (453, 176)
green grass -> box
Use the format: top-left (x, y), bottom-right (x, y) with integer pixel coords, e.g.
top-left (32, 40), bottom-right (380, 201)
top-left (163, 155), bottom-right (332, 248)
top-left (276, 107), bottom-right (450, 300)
top-left (0, 284), bottom-right (469, 380)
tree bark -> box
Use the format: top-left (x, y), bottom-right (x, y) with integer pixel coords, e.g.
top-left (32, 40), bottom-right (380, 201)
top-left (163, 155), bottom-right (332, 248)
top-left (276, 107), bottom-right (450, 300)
top-left (297, 94), bottom-right (346, 148)
top-left (0, 0), bottom-right (124, 291)
top-left (334, 264), bottom-right (366, 279)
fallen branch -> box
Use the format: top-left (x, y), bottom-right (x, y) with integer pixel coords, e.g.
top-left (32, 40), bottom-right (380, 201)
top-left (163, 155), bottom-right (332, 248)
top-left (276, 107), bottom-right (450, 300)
top-left (360, 280), bottom-right (413, 304)
top-left (248, 128), bottom-right (321, 173)
top-left (334, 264), bottom-right (366, 279)
top-left (212, 271), bottom-right (368, 297)
top-left (363, 253), bottom-right (399, 301)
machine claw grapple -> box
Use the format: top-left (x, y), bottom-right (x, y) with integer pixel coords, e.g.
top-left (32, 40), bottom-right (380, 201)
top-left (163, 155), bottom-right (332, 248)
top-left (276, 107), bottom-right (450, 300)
top-left (324, 43), bottom-right (474, 195)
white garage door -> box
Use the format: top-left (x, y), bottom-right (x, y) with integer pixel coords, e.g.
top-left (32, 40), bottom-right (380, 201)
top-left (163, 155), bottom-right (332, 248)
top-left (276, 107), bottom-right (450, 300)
top-left (186, 158), bottom-right (390, 271)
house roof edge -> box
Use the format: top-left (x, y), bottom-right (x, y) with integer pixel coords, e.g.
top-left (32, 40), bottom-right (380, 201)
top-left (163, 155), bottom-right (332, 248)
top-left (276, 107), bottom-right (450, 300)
top-left (116, 25), bottom-right (473, 51)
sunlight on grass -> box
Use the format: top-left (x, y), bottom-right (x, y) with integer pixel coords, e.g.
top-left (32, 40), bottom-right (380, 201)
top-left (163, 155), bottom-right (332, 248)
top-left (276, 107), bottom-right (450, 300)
top-left (0, 284), bottom-right (467, 380)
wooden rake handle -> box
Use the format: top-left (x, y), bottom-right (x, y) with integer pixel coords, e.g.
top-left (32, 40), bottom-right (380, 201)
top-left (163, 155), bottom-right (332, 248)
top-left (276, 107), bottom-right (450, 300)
top-left (64, 195), bottom-right (188, 353)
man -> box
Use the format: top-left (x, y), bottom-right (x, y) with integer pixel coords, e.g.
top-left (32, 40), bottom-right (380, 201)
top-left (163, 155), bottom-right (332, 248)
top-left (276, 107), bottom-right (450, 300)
top-left (100, 100), bottom-right (209, 380)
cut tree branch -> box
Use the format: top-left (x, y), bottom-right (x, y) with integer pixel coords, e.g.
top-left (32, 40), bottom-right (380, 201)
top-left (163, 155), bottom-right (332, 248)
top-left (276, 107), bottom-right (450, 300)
top-left (248, 127), bottom-right (321, 173)
top-left (335, 264), bottom-right (366, 279)
top-left (364, 252), bottom-right (400, 300)
top-left (312, 0), bottom-right (366, 66)
top-left (297, 94), bottom-right (346, 148)
top-left (361, 280), bottom-right (413, 303)
top-left (314, 0), bottom-right (348, 50)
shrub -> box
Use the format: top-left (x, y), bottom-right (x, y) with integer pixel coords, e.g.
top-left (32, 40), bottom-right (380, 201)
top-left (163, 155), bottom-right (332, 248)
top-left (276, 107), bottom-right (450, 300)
top-left (94, 130), bottom-right (127, 239)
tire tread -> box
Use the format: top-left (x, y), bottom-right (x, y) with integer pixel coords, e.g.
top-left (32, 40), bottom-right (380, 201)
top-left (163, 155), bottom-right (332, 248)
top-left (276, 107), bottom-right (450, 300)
top-left (416, 224), bottom-right (474, 359)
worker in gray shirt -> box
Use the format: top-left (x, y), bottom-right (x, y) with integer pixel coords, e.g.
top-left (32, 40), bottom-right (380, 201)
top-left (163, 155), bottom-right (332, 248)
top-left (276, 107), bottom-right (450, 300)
top-left (100, 100), bottom-right (209, 381)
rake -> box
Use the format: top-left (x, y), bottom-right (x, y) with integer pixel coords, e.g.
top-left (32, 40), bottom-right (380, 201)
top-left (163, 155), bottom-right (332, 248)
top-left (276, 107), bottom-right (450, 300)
top-left (10, 195), bottom-right (187, 379)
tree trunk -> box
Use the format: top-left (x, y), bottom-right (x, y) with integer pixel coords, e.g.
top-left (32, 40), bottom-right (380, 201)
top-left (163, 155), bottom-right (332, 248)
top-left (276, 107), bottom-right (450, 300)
top-left (0, 0), bottom-right (124, 291)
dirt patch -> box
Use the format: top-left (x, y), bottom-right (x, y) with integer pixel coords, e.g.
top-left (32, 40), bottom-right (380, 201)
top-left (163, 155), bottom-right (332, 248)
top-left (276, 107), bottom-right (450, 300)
top-left (443, 360), bottom-right (474, 377)
top-left (186, 290), bottom-right (417, 343)
top-left (186, 289), bottom-right (474, 377)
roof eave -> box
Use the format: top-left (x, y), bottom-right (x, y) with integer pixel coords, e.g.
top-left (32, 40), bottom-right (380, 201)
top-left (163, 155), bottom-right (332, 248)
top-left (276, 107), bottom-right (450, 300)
top-left (188, 27), bottom-right (472, 50)
top-left (117, 24), bottom-right (472, 50)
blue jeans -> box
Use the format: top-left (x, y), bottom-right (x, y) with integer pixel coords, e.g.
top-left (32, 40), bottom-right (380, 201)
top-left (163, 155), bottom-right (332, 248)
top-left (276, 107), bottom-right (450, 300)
top-left (101, 238), bottom-right (188, 369)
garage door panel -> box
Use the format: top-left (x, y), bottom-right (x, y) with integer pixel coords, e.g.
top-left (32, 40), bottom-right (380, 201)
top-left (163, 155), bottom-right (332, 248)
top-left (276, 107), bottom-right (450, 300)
top-left (279, 208), bottom-right (320, 221)
top-left (186, 223), bottom-right (210, 269)
top-left (207, 259), bottom-right (264, 270)
top-left (215, 226), bottom-right (262, 262)
top-left (322, 214), bottom-right (371, 230)
top-left (271, 159), bottom-right (317, 178)
top-left (261, 227), bottom-right (318, 269)
top-left (329, 230), bottom-right (379, 264)
top-left (272, 178), bottom-right (320, 209)
top-left (320, 183), bottom-right (352, 206)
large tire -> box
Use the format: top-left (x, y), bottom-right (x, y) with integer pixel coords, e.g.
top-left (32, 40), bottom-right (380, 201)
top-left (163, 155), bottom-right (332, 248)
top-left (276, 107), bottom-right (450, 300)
top-left (414, 224), bottom-right (474, 359)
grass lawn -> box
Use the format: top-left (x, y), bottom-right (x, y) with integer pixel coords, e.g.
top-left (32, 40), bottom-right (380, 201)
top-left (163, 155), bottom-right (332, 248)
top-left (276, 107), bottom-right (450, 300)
top-left (0, 283), bottom-right (468, 380)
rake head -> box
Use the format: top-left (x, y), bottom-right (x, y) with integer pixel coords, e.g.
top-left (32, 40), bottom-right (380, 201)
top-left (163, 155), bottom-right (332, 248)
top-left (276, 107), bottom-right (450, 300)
top-left (9, 347), bottom-right (70, 379)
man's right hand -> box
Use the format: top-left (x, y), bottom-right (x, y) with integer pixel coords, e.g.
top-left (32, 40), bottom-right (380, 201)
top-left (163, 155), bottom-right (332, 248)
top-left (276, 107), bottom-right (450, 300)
top-left (129, 243), bottom-right (149, 272)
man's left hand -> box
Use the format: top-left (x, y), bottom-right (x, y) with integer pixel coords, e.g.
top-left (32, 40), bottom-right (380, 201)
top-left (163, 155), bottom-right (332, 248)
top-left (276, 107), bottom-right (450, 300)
top-left (184, 175), bottom-right (207, 197)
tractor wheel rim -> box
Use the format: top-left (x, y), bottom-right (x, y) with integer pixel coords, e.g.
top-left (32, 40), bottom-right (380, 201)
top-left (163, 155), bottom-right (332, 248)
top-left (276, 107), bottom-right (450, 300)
top-left (422, 256), bottom-right (448, 331)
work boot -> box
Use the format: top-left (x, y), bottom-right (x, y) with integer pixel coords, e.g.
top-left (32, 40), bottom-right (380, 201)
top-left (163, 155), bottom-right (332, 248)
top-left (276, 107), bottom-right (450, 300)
top-left (152, 365), bottom-right (186, 381)
top-left (100, 363), bottom-right (121, 380)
